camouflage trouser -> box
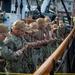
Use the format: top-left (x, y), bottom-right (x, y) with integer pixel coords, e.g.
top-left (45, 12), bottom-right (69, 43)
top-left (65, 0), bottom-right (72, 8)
top-left (42, 45), bottom-right (49, 61)
top-left (5, 55), bottom-right (30, 73)
top-left (57, 39), bottom-right (63, 46)
top-left (25, 48), bottom-right (36, 73)
top-left (50, 39), bottom-right (62, 54)
top-left (0, 65), bottom-right (5, 72)
top-left (47, 43), bottom-right (52, 57)
top-left (6, 62), bottom-right (30, 73)
top-left (50, 40), bottom-right (58, 54)
top-left (32, 48), bottom-right (43, 69)
top-left (0, 61), bottom-right (6, 75)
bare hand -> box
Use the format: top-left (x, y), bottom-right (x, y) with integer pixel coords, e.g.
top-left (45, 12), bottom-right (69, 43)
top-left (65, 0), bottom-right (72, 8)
top-left (21, 44), bottom-right (28, 51)
top-left (25, 42), bottom-right (34, 47)
top-left (42, 39), bottom-right (49, 45)
top-left (16, 50), bottom-right (23, 56)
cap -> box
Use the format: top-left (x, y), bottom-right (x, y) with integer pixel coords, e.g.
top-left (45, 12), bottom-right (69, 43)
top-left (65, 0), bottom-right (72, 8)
top-left (52, 24), bottom-right (58, 30)
top-left (0, 23), bottom-right (10, 37)
top-left (36, 18), bottom-right (45, 26)
top-left (44, 16), bottom-right (51, 22)
top-left (13, 20), bottom-right (27, 31)
top-left (30, 22), bottom-right (38, 31)
top-left (44, 16), bottom-right (51, 26)
top-left (26, 22), bottom-right (38, 33)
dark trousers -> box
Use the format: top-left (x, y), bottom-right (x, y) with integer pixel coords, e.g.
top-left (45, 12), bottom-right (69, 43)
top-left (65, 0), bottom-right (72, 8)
top-left (0, 66), bottom-right (5, 72)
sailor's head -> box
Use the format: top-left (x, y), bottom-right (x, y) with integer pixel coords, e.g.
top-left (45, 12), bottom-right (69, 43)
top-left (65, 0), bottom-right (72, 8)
top-left (36, 18), bottom-right (45, 29)
top-left (0, 23), bottom-right (10, 40)
top-left (12, 20), bottom-right (29, 37)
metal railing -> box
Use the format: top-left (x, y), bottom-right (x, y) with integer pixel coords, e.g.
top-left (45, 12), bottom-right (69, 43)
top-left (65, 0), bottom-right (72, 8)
top-left (33, 27), bottom-right (75, 75)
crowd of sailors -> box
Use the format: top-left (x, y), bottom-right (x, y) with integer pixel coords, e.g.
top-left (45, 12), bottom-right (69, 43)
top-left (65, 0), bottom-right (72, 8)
top-left (0, 16), bottom-right (74, 73)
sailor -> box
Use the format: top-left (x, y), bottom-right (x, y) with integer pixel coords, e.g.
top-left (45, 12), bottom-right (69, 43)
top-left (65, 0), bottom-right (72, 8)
top-left (0, 23), bottom-right (24, 73)
top-left (4, 20), bottom-right (30, 73)
top-left (33, 18), bottom-right (49, 61)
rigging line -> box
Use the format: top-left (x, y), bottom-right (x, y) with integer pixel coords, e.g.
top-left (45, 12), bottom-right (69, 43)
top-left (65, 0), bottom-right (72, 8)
top-left (20, 0), bottom-right (23, 19)
top-left (15, 0), bottom-right (18, 13)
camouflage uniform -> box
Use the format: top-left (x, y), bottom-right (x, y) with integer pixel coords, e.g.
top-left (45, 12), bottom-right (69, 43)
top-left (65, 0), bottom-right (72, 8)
top-left (43, 28), bottom-right (50, 60)
top-left (49, 39), bottom-right (57, 53)
top-left (24, 22), bottom-right (43, 70)
top-left (4, 20), bottom-right (31, 73)
top-left (51, 33), bottom-right (58, 53)
top-left (0, 41), bottom-right (6, 72)
top-left (0, 23), bottom-right (18, 73)
top-left (58, 20), bottom-right (67, 39)
top-left (0, 41), bottom-right (19, 72)
top-left (35, 18), bottom-right (51, 61)
top-left (24, 34), bottom-right (37, 72)
top-left (58, 26), bottom-right (66, 39)
top-left (44, 17), bottom-right (52, 57)
top-left (33, 28), bottom-right (47, 62)
top-left (4, 31), bottom-right (30, 73)
top-left (25, 33), bottom-right (43, 69)
top-left (47, 30), bottom-right (53, 56)
top-left (50, 24), bottom-right (59, 53)
top-left (52, 26), bottom-right (66, 52)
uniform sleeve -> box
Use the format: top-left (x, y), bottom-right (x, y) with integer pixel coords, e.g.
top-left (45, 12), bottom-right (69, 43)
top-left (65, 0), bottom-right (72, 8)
top-left (1, 46), bottom-right (18, 60)
top-left (2, 37), bottom-right (18, 60)
top-left (29, 35), bottom-right (36, 42)
top-left (4, 37), bottom-right (16, 51)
